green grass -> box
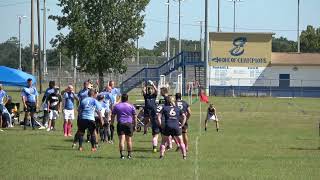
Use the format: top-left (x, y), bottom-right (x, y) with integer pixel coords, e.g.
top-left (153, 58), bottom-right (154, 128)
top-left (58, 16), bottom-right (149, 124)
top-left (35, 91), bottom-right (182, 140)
top-left (1, 95), bottom-right (320, 180)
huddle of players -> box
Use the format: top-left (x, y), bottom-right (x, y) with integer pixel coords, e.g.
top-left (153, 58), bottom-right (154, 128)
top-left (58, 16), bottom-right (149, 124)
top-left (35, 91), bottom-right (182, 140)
top-left (143, 80), bottom-right (191, 160)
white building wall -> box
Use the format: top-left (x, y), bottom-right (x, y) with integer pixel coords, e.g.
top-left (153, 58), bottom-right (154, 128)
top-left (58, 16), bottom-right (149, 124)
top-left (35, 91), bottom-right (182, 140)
top-left (209, 66), bottom-right (320, 87)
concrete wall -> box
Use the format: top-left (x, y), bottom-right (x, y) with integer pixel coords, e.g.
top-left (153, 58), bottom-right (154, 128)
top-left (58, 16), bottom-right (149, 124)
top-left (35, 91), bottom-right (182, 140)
top-left (209, 65), bottom-right (320, 87)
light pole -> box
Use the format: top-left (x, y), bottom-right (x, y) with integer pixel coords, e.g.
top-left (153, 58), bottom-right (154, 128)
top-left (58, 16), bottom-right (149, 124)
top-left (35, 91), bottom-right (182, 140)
top-left (217, 0), bottom-right (220, 32)
top-left (166, 0), bottom-right (170, 61)
top-left (204, 0), bottom-right (209, 93)
top-left (297, 0), bottom-right (300, 53)
top-left (229, 0), bottom-right (243, 32)
top-left (42, 0), bottom-right (50, 75)
top-left (174, 0), bottom-right (184, 55)
top-left (18, 15), bottom-right (27, 70)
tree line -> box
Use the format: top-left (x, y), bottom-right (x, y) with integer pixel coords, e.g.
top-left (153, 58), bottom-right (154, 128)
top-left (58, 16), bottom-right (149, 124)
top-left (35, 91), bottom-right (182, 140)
top-left (0, 25), bottom-right (319, 73)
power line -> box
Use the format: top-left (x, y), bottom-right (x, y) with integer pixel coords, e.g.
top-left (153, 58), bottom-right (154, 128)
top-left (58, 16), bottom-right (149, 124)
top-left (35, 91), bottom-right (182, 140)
top-left (145, 18), bottom-right (301, 32)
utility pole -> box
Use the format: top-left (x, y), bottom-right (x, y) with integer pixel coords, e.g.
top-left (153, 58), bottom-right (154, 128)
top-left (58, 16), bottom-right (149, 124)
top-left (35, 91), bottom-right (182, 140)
top-left (204, 0), bottom-right (209, 93)
top-left (37, 0), bottom-right (42, 93)
top-left (217, 0), bottom-right (220, 32)
top-left (178, 0), bottom-right (181, 55)
top-left (42, 0), bottom-right (48, 75)
top-left (297, 0), bottom-right (300, 53)
top-left (136, 38), bottom-right (139, 65)
top-left (18, 15), bottom-right (27, 70)
top-left (31, 0), bottom-right (35, 75)
top-left (229, 0), bottom-right (243, 32)
top-left (59, 51), bottom-right (62, 88)
top-left (198, 21), bottom-right (204, 62)
top-left (166, 0), bottom-right (170, 61)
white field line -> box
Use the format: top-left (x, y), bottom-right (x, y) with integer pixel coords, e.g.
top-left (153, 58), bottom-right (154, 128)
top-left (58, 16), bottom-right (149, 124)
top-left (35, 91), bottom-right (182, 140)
top-left (195, 136), bottom-right (199, 180)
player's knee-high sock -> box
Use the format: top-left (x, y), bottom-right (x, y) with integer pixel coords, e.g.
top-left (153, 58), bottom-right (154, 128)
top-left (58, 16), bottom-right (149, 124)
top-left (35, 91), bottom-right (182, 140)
top-left (152, 137), bottom-right (158, 149)
top-left (110, 125), bottom-right (114, 141)
top-left (160, 144), bottom-right (166, 157)
top-left (52, 120), bottom-right (56, 129)
top-left (73, 131), bottom-right (79, 144)
top-left (68, 122), bottom-right (72, 135)
top-left (179, 143), bottom-right (187, 157)
top-left (167, 136), bottom-right (173, 149)
top-left (31, 117), bottom-right (35, 128)
top-left (90, 134), bottom-right (96, 148)
top-left (63, 122), bottom-right (68, 135)
top-left (78, 134), bottom-right (84, 148)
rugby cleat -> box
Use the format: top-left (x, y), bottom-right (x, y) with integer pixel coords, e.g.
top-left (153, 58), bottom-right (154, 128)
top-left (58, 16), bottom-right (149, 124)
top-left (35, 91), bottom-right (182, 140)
top-left (183, 156), bottom-right (187, 160)
top-left (91, 148), bottom-right (97, 152)
top-left (78, 147), bottom-right (84, 152)
top-left (120, 156), bottom-right (125, 159)
top-left (127, 155), bottom-right (132, 159)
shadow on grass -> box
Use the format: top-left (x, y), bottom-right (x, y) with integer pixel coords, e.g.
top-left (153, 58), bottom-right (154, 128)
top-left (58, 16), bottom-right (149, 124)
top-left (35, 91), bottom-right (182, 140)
top-left (63, 139), bottom-right (74, 142)
top-left (75, 155), bottom-right (154, 160)
top-left (288, 147), bottom-right (320, 151)
top-left (133, 148), bottom-right (152, 152)
top-left (45, 145), bottom-right (74, 151)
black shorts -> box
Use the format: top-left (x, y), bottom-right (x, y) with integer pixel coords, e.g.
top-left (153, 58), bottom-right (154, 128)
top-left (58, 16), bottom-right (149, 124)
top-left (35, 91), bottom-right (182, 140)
top-left (182, 121), bottom-right (188, 133)
top-left (117, 123), bottom-right (133, 137)
top-left (24, 102), bottom-right (36, 113)
top-left (78, 119), bottom-right (96, 134)
top-left (162, 126), bottom-right (182, 137)
top-left (144, 107), bottom-right (156, 119)
top-left (151, 121), bottom-right (161, 135)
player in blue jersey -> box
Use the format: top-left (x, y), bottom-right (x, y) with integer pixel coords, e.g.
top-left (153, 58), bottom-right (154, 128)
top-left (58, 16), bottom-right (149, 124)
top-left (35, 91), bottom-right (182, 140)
top-left (21, 78), bottom-right (39, 130)
top-left (157, 96), bottom-right (187, 160)
top-left (63, 85), bottom-right (76, 136)
top-left (77, 89), bottom-right (103, 152)
top-left (0, 84), bottom-right (8, 105)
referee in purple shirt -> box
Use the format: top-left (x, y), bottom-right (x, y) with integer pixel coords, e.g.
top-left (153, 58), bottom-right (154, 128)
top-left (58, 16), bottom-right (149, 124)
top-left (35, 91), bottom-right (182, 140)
top-left (111, 94), bottom-right (137, 159)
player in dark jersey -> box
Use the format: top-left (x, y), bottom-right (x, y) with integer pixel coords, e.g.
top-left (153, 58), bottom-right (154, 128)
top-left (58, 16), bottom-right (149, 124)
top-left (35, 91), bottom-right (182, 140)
top-left (175, 93), bottom-right (191, 152)
top-left (142, 80), bottom-right (159, 152)
top-left (157, 96), bottom-right (187, 160)
top-left (47, 88), bottom-right (62, 132)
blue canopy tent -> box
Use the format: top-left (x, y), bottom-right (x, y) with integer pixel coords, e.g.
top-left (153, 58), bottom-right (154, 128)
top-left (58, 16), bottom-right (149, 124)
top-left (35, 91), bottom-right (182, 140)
top-left (0, 66), bottom-right (36, 87)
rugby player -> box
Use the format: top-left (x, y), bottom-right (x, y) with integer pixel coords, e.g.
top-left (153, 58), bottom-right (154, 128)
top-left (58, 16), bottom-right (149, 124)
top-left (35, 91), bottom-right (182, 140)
top-left (157, 96), bottom-right (187, 159)
top-left (175, 93), bottom-right (191, 152)
top-left (99, 86), bottom-right (113, 143)
top-left (0, 84), bottom-right (8, 105)
top-left (21, 78), bottom-right (38, 130)
top-left (205, 104), bottom-right (219, 132)
top-left (47, 88), bottom-right (62, 132)
top-left (41, 81), bottom-right (55, 129)
top-left (142, 80), bottom-right (159, 152)
top-left (111, 94), bottom-right (137, 159)
top-left (0, 104), bottom-right (10, 131)
top-left (63, 85), bottom-right (76, 136)
top-left (72, 81), bottom-right (90, 147)
top-left (77, 89), bottom-right (103, 152)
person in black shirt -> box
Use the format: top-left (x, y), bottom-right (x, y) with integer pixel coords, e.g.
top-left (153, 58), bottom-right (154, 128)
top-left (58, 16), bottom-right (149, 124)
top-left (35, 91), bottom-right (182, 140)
top-left (47, 88), bottom-right (62, 132)
top-left (142, 80), bottom-right (159, 152)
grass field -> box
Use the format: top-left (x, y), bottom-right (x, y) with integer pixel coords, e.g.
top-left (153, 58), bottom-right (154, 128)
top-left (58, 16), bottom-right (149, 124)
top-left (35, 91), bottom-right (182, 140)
top-left (0, 95), bottom-right (320, 180)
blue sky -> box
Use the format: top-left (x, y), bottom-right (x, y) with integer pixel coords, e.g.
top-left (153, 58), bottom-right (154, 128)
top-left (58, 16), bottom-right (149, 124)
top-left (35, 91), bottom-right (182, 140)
top-left (0, 0), bottom-right (319, 49)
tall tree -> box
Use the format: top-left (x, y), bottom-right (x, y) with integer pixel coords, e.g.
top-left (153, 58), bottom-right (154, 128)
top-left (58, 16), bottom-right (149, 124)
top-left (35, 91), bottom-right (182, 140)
top-left (50, 0), bottom-right (149, 89)
top-left (300, 25), bottom-right (320, 53)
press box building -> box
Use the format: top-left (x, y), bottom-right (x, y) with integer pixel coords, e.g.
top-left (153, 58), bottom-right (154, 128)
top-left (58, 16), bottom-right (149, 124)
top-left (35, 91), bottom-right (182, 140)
top-left (209, 32), bottom-right (320, 97)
